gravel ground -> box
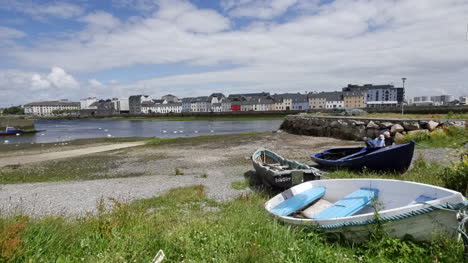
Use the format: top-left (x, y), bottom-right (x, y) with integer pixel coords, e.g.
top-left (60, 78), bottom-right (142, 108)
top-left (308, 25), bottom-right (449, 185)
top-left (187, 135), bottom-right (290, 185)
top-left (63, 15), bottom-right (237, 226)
top-left (0, 132), bottom-right (452, 217)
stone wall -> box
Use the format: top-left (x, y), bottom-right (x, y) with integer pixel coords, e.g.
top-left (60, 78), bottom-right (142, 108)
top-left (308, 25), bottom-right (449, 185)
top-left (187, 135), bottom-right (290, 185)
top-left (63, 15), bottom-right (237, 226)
top-left (280, 115), bottom-right (466, 141)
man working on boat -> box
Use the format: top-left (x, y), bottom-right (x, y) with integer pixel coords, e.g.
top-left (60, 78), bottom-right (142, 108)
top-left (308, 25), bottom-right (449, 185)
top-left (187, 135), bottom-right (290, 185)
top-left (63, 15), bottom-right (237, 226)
top-left (383, 131), bottom-right (395, 147)
top-left (364, 134), bottom-right (385, 148)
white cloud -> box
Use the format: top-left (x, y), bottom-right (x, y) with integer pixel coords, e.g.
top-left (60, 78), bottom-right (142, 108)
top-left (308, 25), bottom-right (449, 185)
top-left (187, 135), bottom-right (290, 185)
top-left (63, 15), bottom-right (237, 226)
top-left (88, 79), bottom-right (104, 87)
top-left (0, 67), bottom-right (79, 104)
top-left (0, 26), bottom-right (26, 40)
top-left (79, 12), bottom-right (121, 30)
top-left (0, 0), bottom-right (84, 20)
top-left (2, 0), bottom-right (468, 101)
top-left (221, 0), bottom-right (298, 19)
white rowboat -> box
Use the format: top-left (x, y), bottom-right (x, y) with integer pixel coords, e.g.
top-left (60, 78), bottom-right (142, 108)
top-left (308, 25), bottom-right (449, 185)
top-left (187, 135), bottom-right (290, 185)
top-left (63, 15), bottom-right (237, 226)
top-left (265, 179), bottom-right (467, 242)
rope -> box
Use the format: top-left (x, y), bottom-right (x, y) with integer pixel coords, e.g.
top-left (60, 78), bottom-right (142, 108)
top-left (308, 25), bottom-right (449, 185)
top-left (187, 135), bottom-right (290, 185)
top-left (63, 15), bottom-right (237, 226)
top-left (316, 201), bottom-right (468, 230)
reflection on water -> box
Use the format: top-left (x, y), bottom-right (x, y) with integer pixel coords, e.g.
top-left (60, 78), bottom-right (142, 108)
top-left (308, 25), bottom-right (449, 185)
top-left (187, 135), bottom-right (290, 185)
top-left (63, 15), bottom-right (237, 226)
top-left (2, 119), bottom-right (283, 144)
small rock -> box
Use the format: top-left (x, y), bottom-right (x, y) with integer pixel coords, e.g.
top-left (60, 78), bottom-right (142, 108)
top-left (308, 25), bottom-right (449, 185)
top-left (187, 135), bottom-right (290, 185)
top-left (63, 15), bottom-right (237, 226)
top-left (390, 124), bottom-right (404, 133)
top-left (366, 128), bottom-right (379, 138)
top-left (402, 121), bottom-right (420, 131)
top-left (426, 120), bottom-right (439, 131)
top-left (380, 122), bottom-right (393, 128)
top-left (366, 121), bottom-right (379, 129)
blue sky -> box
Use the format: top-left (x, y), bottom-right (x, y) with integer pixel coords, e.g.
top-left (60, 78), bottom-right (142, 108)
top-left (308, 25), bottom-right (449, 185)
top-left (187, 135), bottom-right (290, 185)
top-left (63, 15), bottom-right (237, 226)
top-left (0, 0), bottom-right (468, 106)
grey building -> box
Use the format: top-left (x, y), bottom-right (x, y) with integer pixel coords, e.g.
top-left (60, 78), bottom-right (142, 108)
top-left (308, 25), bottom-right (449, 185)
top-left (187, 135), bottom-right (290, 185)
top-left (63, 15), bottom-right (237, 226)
top-left (80, 99), bottom-right (118, 116)
top-left (181, 97), bottom-right (195, 112)
top-left (129, 95), bottom-right (152, 114)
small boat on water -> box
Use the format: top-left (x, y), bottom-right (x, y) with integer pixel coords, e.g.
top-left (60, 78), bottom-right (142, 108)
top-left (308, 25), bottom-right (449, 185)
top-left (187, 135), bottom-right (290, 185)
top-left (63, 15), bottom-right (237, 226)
top-left (311, 141), bottom-right (415, 172)
top-left (252, 148), bottom-right (323, 189)
top-left (0, 127), bottom-right (23, 136)
top-left (265, 179), bottom-right (468, 243)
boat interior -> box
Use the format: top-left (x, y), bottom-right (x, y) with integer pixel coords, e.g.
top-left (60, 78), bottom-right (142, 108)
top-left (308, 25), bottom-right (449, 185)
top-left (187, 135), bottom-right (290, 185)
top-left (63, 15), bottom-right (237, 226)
top-left (267, 179), bottom-right (458, 219)
top-left (316, 147), bottom-right (380, 161)
top-left (254, 150), bottom-right (308, 171)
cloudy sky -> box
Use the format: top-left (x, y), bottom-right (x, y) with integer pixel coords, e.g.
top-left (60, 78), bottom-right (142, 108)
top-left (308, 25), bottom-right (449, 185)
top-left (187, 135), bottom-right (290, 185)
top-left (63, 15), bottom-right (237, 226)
top-left (1, 0), bottom-right (467, 106)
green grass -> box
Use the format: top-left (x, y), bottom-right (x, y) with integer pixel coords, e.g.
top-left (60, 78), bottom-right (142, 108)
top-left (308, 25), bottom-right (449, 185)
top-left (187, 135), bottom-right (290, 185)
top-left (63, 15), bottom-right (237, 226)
top-left (145, 132), bottom-right (265, 146)
top-left (328, 157), bottom-right (446, 187)
top-left (231, 180), bottom-right (249, 190)
top-left (0, 184), bottom-right (464, 262)
top-left (397, 126), bottom-right (468, 148)
top-left (0, 137), bottom-right (146, 154)
top-left (0, 154), bottom-right (143, 184)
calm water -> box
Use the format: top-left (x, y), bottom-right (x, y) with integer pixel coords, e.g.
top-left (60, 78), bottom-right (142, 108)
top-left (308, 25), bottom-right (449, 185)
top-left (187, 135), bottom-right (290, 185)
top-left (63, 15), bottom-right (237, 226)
top-left (2, 119), bottom-right (283, 144)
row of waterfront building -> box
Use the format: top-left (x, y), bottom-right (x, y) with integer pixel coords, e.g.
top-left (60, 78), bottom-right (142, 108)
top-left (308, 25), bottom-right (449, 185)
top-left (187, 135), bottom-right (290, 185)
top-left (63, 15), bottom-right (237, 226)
top-left (21, 83), bottom-right (464, 117)
top-left (23, 84), bottom-right (406, 116)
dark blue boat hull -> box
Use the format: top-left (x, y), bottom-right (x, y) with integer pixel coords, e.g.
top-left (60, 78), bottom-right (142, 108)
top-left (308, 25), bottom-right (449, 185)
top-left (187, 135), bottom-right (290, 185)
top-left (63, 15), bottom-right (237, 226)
top-left (311, 141), bottom-right (415, 173)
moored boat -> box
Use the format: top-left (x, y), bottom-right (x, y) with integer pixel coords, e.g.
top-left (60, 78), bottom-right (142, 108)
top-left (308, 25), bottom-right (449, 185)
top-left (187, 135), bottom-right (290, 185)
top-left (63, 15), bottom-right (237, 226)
top-left (265, 179), bottom-right (468, 243)
top-left (311, 141), bottom-right (415, 172)
top-left (252, 148), bottom-right (323, 189)
top-left (0, 127), bottom-right (23, 136)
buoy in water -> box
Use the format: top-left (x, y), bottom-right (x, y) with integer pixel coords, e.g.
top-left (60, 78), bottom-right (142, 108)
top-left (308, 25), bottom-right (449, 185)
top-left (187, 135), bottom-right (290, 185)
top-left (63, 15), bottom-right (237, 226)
top-left (16, 133), bottom-right (20, 136)
top-left (4, 140), bottom-right (9, 143)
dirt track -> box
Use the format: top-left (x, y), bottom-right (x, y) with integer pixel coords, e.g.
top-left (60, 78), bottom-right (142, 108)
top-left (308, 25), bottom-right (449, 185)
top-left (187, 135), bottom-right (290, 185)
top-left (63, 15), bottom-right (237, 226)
top-left (0, 142), bottom-right (146, 167)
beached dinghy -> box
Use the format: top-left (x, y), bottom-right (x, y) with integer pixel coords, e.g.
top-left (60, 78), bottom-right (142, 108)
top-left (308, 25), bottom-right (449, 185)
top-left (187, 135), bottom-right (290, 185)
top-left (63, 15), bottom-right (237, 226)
top-left (265, 179), bottom-right (468, 242)
top-left (252, 148), bottom-right (323, 189)
top-left (311, 141), bottom-right (415, 172)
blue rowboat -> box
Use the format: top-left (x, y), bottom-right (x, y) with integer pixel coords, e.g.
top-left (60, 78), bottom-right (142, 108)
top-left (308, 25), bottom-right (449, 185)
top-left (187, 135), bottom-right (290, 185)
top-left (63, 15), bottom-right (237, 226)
top-left (0, 127), bottom-right (23, 136)
top-left (311, 141), bottom-right (415, 173)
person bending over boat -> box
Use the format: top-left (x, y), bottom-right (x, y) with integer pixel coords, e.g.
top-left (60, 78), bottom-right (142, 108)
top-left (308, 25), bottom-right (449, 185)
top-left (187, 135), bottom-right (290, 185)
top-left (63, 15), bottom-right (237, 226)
top-left (383, 131), bottom-right (395, 147)
top-left (364, 134), bottom-right (385, 148)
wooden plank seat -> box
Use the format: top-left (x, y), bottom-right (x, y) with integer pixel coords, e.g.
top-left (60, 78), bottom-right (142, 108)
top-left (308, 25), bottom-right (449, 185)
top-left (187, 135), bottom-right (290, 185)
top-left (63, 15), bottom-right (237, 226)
top-left (271, 187), bottom-right (326, 217)
top-left (313, 188), bottom-right (379, 219)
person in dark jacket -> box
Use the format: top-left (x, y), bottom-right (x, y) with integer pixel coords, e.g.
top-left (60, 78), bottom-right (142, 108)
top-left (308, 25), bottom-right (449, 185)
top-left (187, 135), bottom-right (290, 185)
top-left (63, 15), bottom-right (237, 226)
top-left (383, 131), bottom-right (395, 146)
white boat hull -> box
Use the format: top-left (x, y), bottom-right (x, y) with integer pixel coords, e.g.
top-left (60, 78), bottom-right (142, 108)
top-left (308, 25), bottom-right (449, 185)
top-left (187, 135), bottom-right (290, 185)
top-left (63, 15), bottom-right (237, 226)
top-left (265, 179), bottom-right (467, 242)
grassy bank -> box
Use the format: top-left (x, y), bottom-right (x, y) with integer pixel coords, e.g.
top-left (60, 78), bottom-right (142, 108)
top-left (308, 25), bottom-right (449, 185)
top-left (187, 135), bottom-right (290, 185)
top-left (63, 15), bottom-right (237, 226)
top-left (0, 137), bottom-right (146, 154)
top-left (397, 126), bottom-right (468, 148)
top-left (0, 184), bottom-right (464, 262)
top-left (0, 153), bottom-right (143, 184)
top-left (146, 132), bottom-right (265, 146)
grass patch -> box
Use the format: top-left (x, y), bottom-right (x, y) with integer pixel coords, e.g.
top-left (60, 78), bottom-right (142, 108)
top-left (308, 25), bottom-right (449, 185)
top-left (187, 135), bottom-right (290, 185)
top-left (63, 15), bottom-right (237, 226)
top-left (397, 126), bottom-right (468, 148)
top-left (0, 185), bottom-right (464, 262)
top-left (231, 180), bottom-right (249, 190)
top-left (174, 168), bottom-right (184, 176)
top-left (198, 173), bottom-right (208, 178)
top-left (145, 132), bottom-right (266, 146)
top-left (0, 137), bottom-right (146, 154)
top-left (0, 154), bottom-right (140, 184)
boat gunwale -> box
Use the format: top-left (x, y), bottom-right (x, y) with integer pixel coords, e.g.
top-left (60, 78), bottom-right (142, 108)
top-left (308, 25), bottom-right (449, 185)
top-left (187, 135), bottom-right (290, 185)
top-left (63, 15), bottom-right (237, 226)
top-left (311, 141), bottom-right (414, 162)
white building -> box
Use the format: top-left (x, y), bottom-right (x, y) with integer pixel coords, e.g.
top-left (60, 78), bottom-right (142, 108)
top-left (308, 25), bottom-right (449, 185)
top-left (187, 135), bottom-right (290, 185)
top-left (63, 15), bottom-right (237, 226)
top-left (460, 96), bottom-right (468, 105)
top-left (155, 103), bottom-right (182, 113)
top-left (24, 100), bottom-right (80, 116)
top-left (80, 97), bottom-right (98, 109)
